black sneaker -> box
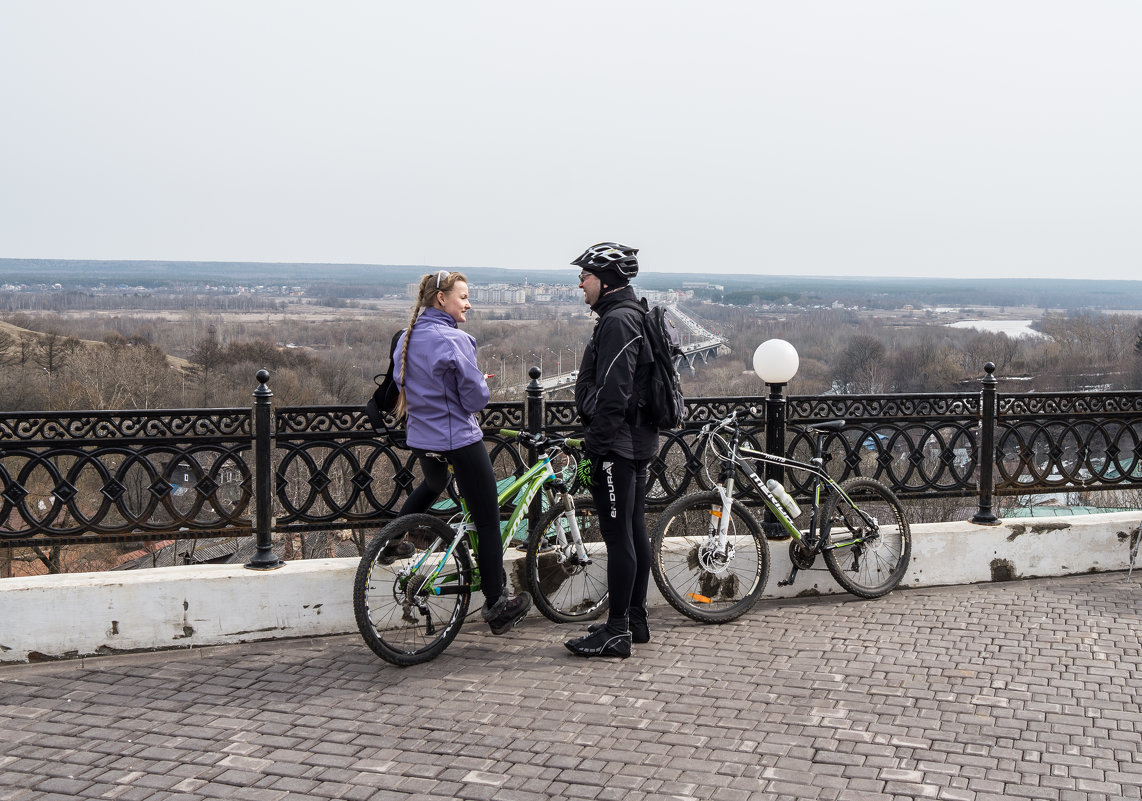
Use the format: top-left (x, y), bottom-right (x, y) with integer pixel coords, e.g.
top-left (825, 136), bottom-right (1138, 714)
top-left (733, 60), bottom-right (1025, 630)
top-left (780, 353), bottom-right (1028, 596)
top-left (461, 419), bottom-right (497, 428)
top-left (589, 608), bottom-right (649, 644)
top-left (378, 537), bottom-right (415, 565)
top-left (565, 626), bottom-right (632, 659)
top-left (482, 592), bottom-right (532, 635)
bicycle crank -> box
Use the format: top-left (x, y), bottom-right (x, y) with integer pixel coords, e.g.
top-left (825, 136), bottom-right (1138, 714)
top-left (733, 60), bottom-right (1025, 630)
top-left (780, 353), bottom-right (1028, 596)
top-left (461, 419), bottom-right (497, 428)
top-left (789, 540), bottom-right (816, 570)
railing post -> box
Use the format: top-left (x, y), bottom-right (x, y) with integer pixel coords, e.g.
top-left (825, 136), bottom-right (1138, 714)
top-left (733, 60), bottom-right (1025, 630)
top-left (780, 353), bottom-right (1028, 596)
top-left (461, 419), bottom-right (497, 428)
top-left (971, 362), bottom-right (1000, 525)
top-left (763, 380), bottom-right (788, 539)
top-left (525, 366), bottom-right (544, 527)
top-left (246, 369), bottom-right (284, 569)
top-left (526, 366), bottom-right (544, 438)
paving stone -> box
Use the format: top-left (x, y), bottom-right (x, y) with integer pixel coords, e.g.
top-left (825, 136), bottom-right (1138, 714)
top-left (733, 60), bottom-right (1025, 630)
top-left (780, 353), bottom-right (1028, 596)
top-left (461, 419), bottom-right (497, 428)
top-left (5, 573), bottom-right (1142, 799)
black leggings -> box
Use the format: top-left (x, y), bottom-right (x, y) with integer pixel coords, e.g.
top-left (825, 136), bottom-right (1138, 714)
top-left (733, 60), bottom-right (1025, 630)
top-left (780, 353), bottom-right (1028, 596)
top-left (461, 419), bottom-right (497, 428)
top-left (399, 441), bottom-right (505, 606)
top-left (589, 455), bottom-right (651, 623)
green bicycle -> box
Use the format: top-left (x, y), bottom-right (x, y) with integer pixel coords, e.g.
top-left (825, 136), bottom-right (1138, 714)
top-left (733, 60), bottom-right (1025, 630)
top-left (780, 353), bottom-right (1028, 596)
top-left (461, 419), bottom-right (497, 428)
top-left (353, 429), bottom-right (608, 666)
top-left (652, 410), bottom-right (912, 623)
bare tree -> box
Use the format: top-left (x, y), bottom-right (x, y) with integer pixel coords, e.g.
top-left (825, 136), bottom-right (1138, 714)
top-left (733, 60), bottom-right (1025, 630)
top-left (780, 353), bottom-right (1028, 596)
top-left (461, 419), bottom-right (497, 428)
top-left (31, 331), bottom-right (81, 409)
top-left (187, 327), bottom-right (224, 406)
top-left (890, 338), bottom-right (965, 392)
top-left (834, 335), bottom-right (888, 394)
top-left (64, 338), bottom-right (177, 410)
top-left (30, 544), bottom-right (63, 574)
top-left (315, 355), bottom-right (368, 405)
top-left (0, 330), bottom-right (18, 368)
top-left (33, 331), bottom-right (81, 373)
top-left (124, 342), bottom-right (179, 409)
top-left (66, 342), bottom-right (131, 410)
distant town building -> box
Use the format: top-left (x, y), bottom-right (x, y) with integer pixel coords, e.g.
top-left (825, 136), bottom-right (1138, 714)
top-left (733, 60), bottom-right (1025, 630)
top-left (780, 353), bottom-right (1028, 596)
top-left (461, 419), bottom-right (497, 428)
top-left (683, 282), bottom-right (724, 291)
top-left (402, 279), bottom-right (692, 306)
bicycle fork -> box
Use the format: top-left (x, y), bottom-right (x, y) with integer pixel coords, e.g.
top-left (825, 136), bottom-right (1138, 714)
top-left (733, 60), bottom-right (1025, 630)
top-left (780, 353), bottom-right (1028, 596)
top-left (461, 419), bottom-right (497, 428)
top-left (552, 490), bottom-right (591, 565)
top-left (706, 477), bottom-right (737, 558)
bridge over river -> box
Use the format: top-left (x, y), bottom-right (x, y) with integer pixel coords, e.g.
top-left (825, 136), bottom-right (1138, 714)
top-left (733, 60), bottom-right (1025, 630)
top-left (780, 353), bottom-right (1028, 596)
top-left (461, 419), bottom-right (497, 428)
top-left (533, 303), bottom-right (731, 392)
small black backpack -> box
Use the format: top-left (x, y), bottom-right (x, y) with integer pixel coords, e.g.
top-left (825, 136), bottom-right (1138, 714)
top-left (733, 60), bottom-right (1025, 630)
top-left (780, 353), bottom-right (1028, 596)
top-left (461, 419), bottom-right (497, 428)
top-left (364, 329), bottom-right (405, 432)
top-left (621, 299), bottom-right (686, 430)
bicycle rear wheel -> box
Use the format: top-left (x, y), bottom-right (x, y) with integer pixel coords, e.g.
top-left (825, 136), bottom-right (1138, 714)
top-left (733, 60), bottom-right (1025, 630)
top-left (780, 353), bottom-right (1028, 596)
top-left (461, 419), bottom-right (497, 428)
top-left (353, 514), bottom-right (472, 666)
top-left (820, 478), bottom-right (911, 599)
top-left (524, 496), bottom-right (608, 623)
top-left (651, 491), bottom-right (770, 623)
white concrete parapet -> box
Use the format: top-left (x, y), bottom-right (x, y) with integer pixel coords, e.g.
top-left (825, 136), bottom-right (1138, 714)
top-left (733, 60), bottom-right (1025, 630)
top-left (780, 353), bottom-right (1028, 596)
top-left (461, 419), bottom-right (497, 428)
top-left (2, 512), bottom-right (1139, 663)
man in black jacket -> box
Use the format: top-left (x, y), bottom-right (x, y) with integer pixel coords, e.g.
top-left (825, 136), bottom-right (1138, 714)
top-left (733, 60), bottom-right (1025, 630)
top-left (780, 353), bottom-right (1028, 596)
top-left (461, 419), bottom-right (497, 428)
top-left (565, 242), bottom-right (659, 659)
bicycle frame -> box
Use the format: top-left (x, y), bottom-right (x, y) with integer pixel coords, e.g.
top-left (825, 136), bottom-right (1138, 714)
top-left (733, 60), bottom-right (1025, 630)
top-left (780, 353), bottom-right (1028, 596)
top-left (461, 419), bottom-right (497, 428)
top-left (707, 417), bottom-right (871, 553)
top-left (406, 433), bottom-right (585, 595)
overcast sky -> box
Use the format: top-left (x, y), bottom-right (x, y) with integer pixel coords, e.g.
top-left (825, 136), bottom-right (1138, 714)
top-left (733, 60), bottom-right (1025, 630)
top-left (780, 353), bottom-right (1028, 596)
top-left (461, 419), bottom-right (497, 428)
top-left (2, 1), bottom-right (1139, 280)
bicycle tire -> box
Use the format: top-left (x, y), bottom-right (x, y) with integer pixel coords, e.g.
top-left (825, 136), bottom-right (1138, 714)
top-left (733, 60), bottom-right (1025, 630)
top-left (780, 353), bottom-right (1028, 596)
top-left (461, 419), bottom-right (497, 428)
top-left (651, 490), bottom-right (770, 623)
top-left (353, 514), bottom-right (472, 666)
top-left (820, 477), bottom-right (911, 599)
top-left (524, 495), bottom-right (608, 623)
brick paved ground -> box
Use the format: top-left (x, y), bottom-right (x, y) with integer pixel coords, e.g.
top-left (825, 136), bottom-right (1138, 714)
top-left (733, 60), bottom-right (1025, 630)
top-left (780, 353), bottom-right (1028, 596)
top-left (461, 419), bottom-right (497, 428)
top-left (3, 572), bottom-right (1142, 800)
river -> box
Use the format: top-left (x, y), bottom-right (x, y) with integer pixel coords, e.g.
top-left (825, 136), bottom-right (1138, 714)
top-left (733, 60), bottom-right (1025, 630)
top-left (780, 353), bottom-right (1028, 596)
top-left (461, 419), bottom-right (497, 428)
top-left (945, 319), bottom-right (1047, 338)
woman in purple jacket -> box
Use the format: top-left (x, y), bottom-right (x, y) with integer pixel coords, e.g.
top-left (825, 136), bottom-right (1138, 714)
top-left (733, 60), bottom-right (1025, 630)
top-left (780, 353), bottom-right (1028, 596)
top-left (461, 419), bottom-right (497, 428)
top-left (379, 270), bottom-right (531, 636)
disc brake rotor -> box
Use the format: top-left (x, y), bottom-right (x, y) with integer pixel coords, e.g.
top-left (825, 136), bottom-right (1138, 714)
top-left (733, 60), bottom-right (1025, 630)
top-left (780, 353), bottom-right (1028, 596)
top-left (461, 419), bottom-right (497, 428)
top-left (696, 540), bottom-right (735, 577)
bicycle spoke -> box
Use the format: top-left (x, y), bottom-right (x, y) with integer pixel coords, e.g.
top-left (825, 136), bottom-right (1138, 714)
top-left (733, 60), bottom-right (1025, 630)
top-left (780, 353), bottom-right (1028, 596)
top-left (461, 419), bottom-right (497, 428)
top-left (353, 514), bottom-right (472, 666)
top-left (821, 478), bottom-right (911, 598)
top-left (526, 496), bottom-right (609, 623)
top-left (651, 491), bottom-right (769, 623)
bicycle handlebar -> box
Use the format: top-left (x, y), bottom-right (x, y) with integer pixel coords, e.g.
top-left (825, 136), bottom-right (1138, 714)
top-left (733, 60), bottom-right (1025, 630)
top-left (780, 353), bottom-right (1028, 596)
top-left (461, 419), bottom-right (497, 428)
top-left (700, 409), bottom-right (740, 435)
top-left (699, 410), bottom-right (847, 439)
top-left (498, 429), bottom-right (584, 451)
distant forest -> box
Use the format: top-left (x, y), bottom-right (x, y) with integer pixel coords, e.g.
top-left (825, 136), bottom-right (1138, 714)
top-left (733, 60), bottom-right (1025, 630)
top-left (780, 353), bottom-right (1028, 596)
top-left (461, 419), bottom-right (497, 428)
top-left (4, 258), bottom-right (1142, 311)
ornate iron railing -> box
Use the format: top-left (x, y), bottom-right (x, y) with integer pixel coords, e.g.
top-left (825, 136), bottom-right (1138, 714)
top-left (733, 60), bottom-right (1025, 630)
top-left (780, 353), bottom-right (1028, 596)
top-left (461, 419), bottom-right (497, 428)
top-left (2, 364), bottom-right (1140, 552)
top-left (995, 391), bottom-right (1142, 492)
top-left (0, 408), bottom-right (253, 548)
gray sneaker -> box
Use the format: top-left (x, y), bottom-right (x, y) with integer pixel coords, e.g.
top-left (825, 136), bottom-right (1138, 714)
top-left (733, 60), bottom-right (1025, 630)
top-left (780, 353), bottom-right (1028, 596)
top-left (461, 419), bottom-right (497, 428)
top-left (481, 592), bottom-right (532, 635)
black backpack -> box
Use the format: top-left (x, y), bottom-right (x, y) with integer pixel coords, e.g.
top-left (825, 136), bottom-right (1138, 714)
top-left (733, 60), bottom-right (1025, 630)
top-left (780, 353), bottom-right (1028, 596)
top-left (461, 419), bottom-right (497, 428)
top-left (364, 329), bottom-right (405, 432)
top-left (620, 299), bottom-right (686, 430)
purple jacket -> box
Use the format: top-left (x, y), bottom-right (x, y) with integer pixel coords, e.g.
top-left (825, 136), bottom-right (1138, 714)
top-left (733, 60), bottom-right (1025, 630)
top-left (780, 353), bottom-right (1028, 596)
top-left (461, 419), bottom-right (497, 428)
top-left (396, 307), bottom-right (490, 451)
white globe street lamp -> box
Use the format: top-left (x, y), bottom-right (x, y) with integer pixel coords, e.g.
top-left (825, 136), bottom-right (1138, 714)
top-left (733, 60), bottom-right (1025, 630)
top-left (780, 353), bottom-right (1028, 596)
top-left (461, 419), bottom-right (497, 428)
top-left (752, 339), bottom-right (799, 386)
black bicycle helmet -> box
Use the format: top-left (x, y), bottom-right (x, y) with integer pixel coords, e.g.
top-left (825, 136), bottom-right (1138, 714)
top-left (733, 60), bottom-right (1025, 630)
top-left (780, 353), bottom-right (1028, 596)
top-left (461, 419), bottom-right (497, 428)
top-left (571, 242), bottom-right (639, 278)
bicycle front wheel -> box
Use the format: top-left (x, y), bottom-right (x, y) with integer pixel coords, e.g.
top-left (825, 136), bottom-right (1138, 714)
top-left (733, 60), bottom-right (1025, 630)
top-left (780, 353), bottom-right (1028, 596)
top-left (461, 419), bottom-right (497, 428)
top-left (525, 496), bottom-right (608, 623)
top-left (651, 491), bottom-right (770, 623)
top-left (353, 514), bottom-right (472, 666)
top-left (820, 478), bottom-right (911, 599)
